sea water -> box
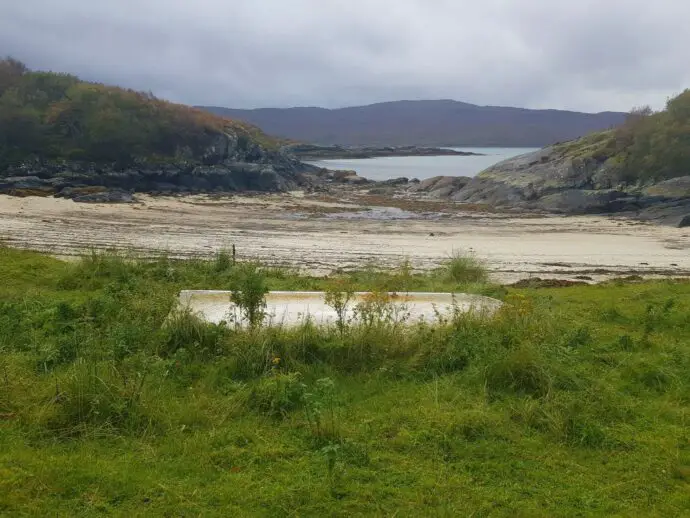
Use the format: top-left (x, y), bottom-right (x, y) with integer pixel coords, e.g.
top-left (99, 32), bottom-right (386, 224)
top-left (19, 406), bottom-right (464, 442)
top-left (305, 147), bottom-right (538, 181)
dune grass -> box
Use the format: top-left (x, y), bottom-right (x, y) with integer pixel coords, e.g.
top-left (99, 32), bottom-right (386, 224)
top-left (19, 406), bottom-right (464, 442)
top-left (1, 247), bottom-right (689, 516)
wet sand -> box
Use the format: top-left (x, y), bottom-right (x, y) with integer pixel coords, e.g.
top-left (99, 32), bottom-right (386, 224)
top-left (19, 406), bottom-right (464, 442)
top-left (0, 193), bottom-right (688, 283)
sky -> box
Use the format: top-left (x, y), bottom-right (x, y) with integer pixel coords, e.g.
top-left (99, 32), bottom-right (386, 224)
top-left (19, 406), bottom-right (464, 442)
top-left (1, 0), bottom-right (689, 113)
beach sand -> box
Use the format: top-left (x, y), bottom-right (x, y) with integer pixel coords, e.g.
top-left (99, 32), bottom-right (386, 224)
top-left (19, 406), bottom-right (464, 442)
top-left (1, 193), bottom-right (688, 283)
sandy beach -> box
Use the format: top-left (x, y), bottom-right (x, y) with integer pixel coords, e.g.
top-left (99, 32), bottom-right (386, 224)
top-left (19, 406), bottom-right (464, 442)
top-left (0, 193), bottom-right (688, 283)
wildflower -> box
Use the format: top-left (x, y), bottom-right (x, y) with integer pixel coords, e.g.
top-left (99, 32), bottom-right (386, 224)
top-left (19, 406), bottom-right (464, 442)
top-left (272, 356), bottom-right (281, 365)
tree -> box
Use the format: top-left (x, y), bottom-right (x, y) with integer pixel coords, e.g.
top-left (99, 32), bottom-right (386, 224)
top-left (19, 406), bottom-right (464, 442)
top-left (0, 57), bottom-right (27, 96)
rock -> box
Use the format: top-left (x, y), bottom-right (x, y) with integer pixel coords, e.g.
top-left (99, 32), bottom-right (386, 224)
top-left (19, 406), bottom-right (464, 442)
top-left (643, 176), bottom-right (690, 198)
top-left (332, 170), bottom-right (358, 181)
top-left (409, 175), bottom-right (472, 199)
top-left (72, 190), bottom-right (135, 203)
top-left (411, 176), bottom-right (445, 192)
top-left (536, 190), bottom-right (634, 214)
top-left (447, 143), bottom-right (690, 220)
top-left (0, 176), bottom-right (49, 190)
top-left (678, 215), bottom-right (690, 228)
top-left (380, 177), bottom-right (409, 186)
top-left (453, 147), bottom-right (604, 206)
top-left (0, 126), bottom-right (311, 198)
top-left (344, 175), bottom-right (369, 185)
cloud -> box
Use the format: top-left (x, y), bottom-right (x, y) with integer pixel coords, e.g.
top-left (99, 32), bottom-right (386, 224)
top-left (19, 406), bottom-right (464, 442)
top-left (1, 0), bottom-right (689, 111)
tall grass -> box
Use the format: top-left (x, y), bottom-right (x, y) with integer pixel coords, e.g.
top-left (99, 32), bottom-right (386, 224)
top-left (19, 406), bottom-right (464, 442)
top-left (2, 248), bottom-right (690, 515)
top-left (443, 252), bottom-right (490, 284)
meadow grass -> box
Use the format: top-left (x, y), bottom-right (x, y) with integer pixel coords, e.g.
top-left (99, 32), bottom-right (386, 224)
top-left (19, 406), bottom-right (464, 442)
top-left (1, 247), bottom-right (689, 516)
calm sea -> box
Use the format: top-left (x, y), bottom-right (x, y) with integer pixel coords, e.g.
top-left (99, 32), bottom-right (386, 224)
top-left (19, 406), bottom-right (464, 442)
top-left (305, 147), bottom-right (538, 181)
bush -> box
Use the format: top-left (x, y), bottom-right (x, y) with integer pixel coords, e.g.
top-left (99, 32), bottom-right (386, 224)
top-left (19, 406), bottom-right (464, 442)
top-left (230, 263), bottom-right (268, 328)
top-left (324, 280), bottom-right (355, 335)
top-left (444, 253), bottom-right (489, 284)
top-left (213, 249), bottom-right (234, 272)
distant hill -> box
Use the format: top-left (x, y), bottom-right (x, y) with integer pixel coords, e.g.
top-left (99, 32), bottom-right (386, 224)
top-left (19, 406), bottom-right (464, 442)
top-left (199, 100), bottom-right (627, 147)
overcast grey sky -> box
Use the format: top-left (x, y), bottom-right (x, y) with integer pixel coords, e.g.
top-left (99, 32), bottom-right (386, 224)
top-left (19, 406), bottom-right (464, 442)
top-left (1, 0), bottom-right (688, 112)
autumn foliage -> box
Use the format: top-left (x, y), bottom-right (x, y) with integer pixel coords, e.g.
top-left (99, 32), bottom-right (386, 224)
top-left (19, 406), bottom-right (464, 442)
top-left (0, 57), bottom-right (273, 170)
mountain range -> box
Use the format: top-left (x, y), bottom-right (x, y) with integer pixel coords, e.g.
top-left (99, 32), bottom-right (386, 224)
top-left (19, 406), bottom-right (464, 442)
top-left (200, 100), bottom-right (627, 147)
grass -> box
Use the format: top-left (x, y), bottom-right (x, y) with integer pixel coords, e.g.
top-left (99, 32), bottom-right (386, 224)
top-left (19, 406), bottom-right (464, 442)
top-left (444, 252), bottom-right (490, 284)
top-left (1, 247), bottom-right (690, 515)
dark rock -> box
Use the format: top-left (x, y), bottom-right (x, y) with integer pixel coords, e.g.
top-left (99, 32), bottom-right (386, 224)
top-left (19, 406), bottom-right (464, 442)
top-left (344, 175), bottom-right (369, 185)
top-left (72, 190), bottom-right (135, 203)
top-left (678, 215), bottom-right (690, 228)
top-left (1, 127), bottom-right (311, 198)
top-left (536, 190), bottom-right (632, 214)
top-left (332, 170), bottom-right (358, 181)
top-left (0, 176), bottom-right (49, 190)
top-left (381, 177), bottom-right (409, 186)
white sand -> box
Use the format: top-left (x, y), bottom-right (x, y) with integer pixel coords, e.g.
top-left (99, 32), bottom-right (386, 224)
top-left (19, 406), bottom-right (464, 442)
top-left (1, 193), bottom-right (688, 282)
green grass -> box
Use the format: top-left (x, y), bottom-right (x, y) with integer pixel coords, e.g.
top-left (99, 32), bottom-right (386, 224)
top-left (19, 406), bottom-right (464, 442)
top-left (1, 247), bottom-right (690, 516)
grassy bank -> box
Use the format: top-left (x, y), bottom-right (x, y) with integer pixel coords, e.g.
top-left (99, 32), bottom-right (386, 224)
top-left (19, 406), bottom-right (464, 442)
top-left (1, 247), bottom-right (689, 516)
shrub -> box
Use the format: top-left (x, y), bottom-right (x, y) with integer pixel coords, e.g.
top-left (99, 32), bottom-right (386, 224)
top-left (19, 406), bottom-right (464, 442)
top-left (230, 263), bottom-right (268, 328)
top-left (213, 249), bottom-right (233, 272)
top-left (444, 252), bottom-right (489, 284)
top-left (324, 280), bottom-right (355, 335)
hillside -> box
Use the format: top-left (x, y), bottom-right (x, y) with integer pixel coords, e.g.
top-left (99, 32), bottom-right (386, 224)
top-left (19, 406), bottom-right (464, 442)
top-left (199, 100), bottom-right (627, 147)
top-left (413, 90), bottom-right (690, 225)
top-left (0, 58), bottom-right (309, 197)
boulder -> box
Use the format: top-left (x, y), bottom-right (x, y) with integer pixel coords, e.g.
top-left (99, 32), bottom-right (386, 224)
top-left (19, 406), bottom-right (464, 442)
top-left (344, 175), bottom-right (369, 185)
top-left (410, 175), bottom-right (472, 198)
top-left (678, 215), bottom-right (690, 228)
top-left (332, 170), bottom-right (358, 181)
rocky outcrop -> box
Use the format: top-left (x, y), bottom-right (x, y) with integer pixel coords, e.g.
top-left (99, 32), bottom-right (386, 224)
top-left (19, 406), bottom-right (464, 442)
top-left (444, 147), bottom-right (690, 225)
top-left (0, 130), bottom-right (314, 199)
top-left (451, 147), bottom-right (609, 207)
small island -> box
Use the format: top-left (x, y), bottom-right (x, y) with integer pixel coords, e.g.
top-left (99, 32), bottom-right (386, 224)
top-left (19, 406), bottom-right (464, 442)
top-left (284, 143), bottom-right (484, 160)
